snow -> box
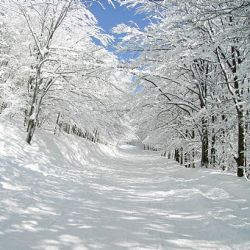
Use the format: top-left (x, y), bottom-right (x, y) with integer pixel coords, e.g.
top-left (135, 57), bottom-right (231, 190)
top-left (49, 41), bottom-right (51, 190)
top-left (118, 144), bottom-right (137, 150)
top-left (0, 122), bottom-right (250, 250)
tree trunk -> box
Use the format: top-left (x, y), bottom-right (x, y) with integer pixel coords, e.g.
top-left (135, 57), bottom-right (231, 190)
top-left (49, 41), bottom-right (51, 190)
top-left (210, 136), bottom-right (216, 167)
top-left (184, 152), bottom-right (190, 168)
top-left (26, 119), bottom-right (36, 144)
top-left (26, 99), bottom-right (37, 144)
top-left (201, 117), bottom-right (209, 167)
top-left (235, 109), bottom-right (245, 177)
top-left (167, 151), bottom-right (171, 159)
top-left (192, 149), bottom-right (196, 168)
top-left (25, 65), bottom-right (41, 144)
top-left (210, 115), bottom-right (216, 167)
top-left (175, 148), bottom-right (180, 163)
top-left (180, 147), bottom-right (183, 165)
top-left (54, 112), bottom-right (61, 135)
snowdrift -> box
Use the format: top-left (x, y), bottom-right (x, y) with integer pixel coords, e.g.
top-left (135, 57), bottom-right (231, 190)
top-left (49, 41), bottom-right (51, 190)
top-left (0, 121), bottom-right (119, 179)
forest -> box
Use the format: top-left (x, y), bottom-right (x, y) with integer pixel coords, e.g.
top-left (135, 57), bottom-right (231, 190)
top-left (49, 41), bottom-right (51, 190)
top-left (0, 1), bottom-right (250, 249)
top-left (1, 0), bottom-right (249, 177)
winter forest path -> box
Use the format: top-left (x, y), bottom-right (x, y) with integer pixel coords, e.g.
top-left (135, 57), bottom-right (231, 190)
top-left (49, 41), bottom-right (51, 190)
top-left (0, 141), bottom-right (250, 250)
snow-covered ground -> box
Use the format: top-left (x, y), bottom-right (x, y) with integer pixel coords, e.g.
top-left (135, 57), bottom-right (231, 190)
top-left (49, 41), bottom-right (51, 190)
top-left (0, 122), bottom-right (250, 250)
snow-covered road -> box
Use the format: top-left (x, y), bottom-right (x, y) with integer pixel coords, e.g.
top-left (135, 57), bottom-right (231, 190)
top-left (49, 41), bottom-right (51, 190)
top-left (0, 126), bottom-right (250, 249)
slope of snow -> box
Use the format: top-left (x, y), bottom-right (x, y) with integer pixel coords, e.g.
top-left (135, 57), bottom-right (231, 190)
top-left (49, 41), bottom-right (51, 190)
top-left (0, 122), bottom-right (250, 250)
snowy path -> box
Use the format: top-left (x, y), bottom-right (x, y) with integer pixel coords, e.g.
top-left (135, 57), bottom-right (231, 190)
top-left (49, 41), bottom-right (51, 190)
top-left (1, 134), bottom-right (250, 249)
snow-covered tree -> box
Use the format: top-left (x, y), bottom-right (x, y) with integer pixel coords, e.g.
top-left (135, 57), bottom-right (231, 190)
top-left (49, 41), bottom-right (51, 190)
top-left (0, 0), bottom-right (131, 145)
top-left (115, 0), bottom-right (250, 176)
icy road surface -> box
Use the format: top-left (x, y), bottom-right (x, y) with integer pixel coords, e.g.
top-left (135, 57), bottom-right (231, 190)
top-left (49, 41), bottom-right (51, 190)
top-left (0, 124), bottom-right (250, 249)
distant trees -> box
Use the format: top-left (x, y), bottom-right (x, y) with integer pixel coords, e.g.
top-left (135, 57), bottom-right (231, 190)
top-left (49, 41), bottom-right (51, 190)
top-left (116, 0), bottom-right (250, 177)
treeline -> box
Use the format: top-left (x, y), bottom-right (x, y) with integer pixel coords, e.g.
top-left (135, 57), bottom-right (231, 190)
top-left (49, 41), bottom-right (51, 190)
top-left (54, 113), bottom-right (105, 144)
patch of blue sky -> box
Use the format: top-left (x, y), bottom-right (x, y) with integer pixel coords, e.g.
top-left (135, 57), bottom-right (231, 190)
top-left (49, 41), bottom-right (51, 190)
top-left (90, 1), bottom-right (149, 57)
top-left (90, 1), bottom-right (148, 91)
top-left (90, 1), bottom-right (149, 34)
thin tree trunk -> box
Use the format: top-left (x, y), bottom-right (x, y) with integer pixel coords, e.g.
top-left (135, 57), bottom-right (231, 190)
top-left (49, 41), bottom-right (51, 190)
top-left (235, 109), bottom-right (245, 177)
top-left (210, 115), bottom-right (216, 167)
top-left (54, 112), bottom-right (61, 135)
top-left (201, 117), bottom-right (209, 167)
top-left (180, 147), bottom-right (183, 165)
top-left (26, 119), bottom-right (36, 144)
top-left (192, 149), bottom-right (196, 168)
top-left (175, 148), bottom-right (180, 163)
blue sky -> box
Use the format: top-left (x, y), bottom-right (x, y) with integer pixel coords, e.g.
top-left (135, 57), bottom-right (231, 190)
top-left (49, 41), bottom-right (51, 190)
top-left (90, 2), bottom-right (149, 34)
top-left (90, 1), bottom-right (147, 91)
top-left (90, 1), bottom-right (149, 60)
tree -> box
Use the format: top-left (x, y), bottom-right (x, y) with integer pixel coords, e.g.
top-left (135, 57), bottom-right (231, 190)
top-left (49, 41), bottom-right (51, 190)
top-left (0, 0), bottom-right (132, 145)
top-left (115, 0), bottom-right (250, 176)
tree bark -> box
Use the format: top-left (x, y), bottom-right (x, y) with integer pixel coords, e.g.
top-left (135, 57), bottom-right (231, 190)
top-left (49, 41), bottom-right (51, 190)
top-left (175, 148), bottom-right (180, 163)
top-left (26, 119), bottom-right (36, 144)
top-left (210, 115), bottom-right (216, 167)
top-left (180, 147), bottom-right (183, 165)
top-left (54, 112), bottom-right (61, 135)
top-left (201, 117), bottom-right (209, 167)
top-left (235, 109), bottom-right (245, 177)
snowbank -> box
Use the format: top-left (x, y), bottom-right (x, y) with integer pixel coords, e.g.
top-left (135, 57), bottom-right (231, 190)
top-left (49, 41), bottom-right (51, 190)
top-left (0, 121), bottom-right (119, 177)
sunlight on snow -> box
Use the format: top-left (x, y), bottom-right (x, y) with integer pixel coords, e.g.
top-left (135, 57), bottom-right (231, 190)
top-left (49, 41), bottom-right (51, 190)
top-left (0, 122), bottom-right (250, 249)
